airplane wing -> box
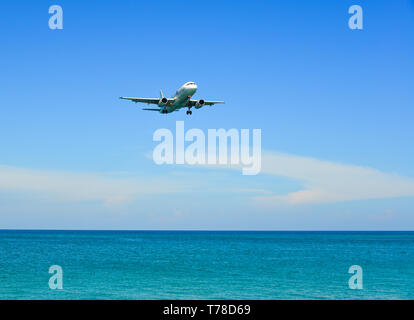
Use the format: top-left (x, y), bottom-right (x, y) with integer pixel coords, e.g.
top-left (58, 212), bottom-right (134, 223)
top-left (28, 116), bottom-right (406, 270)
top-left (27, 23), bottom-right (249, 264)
top-left (188, 100), bottom-right (225, 107)
top-left (120, 97), bottom-right (159, 104)
top-left (119, 97), bottom-right (175, 105)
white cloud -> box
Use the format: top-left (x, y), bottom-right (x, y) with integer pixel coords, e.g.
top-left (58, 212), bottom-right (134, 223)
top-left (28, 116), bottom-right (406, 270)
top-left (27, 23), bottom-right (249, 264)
top-left (0, 165), bottom-right (187, 204)
top-left (2, 150), bottom-right (414, 208)
top-left (254, 152), bottom-right (414, 206)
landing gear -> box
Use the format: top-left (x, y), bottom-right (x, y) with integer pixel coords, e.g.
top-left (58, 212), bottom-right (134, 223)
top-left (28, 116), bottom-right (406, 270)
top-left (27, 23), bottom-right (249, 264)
top-left (186, 110), bottom-right (192, 115)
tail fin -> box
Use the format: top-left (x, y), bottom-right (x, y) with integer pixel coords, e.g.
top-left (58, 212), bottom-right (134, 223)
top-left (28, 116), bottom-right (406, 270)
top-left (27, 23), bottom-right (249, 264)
top-left (160, 90), bottom-right (164, 99)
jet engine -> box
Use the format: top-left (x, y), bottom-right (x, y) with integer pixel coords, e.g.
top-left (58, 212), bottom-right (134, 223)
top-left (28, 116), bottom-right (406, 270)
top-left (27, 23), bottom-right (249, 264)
top-left (195, 99), bottom-right (205, 109)
top-left (158, 97), bottom-right (168, 106)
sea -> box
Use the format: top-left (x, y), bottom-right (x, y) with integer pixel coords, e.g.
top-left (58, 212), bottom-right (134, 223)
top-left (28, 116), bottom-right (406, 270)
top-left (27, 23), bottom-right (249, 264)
top-left (0, 230), bottom-right (413, 299)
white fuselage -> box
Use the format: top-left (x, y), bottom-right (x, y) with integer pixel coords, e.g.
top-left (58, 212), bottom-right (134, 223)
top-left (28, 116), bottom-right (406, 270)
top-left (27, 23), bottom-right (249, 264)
top-left (165, 82), bottom-right (197, 112)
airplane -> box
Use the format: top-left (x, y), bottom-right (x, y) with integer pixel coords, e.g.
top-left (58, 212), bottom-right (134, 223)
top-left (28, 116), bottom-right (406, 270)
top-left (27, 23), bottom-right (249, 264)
top-left (120, 82), bottom-right (224, 115)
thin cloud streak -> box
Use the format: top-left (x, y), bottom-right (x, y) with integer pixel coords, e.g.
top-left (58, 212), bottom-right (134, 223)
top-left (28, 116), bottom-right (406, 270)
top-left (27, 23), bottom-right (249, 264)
top-left (2, 150), bottom-right (414, 208)
top-left (0, 165), bottom-right (187, 204)
top-left (254, 152), bottom-right (414, 206)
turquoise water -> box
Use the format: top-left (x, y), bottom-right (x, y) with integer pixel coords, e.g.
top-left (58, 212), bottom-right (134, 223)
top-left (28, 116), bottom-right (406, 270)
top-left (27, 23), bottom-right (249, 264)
top-left (0, 231), bottom-right (413, 299)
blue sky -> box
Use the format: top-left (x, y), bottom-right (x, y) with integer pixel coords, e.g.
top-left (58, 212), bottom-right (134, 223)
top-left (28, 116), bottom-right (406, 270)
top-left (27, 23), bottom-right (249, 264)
top-left (0, 0), bottom-right (414, 230)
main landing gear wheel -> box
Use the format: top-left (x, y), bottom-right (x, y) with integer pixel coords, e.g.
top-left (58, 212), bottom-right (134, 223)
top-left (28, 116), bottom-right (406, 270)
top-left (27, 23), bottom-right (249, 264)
top-left (186, 110), bottom-right (192, 115)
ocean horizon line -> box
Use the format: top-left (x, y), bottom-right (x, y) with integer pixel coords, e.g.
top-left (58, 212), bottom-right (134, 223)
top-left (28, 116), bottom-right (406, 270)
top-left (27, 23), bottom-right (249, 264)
top-left (1, 229), bottom-right (414, 233)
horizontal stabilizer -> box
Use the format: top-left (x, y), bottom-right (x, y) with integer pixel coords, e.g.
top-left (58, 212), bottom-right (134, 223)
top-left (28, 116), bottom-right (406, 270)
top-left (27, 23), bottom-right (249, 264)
top-left (142, 108), bottom-right (161, 111)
